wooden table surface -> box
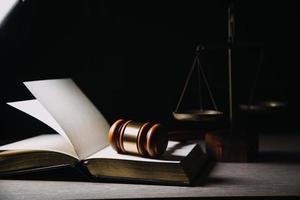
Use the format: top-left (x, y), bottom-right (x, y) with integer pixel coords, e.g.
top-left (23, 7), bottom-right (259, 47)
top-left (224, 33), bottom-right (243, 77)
top-left (1, 134), bottom-right (300, 200)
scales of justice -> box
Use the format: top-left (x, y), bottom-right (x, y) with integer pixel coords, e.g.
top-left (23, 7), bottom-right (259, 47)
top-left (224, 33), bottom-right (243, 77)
top-left (172, 1), bottom-right (287, 162)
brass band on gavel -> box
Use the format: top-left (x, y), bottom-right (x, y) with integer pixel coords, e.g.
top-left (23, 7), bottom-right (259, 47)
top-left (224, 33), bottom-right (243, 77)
top-left (108, 119), bottom-right (168, 158)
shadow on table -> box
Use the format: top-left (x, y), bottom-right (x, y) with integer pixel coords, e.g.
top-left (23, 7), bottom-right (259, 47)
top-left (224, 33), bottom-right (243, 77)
top-left (258, 151), bottom-right (300, 163)
top-left (200, 176), bottom-right (232, 186)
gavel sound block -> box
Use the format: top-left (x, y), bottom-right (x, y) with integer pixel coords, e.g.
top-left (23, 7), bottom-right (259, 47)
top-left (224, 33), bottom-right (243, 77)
top-left (108, 119), bottom-right (169, 158)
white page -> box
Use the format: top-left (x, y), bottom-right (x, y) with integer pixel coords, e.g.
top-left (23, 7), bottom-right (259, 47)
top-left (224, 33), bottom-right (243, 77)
top-left (24, 79), bottom-right (110, 159)
top-left (0, 134), bottom-right (78, 159)
top-left (7, 100), bottom-right (73, 146)
top-left (88, 141), bottom-right (197, 163)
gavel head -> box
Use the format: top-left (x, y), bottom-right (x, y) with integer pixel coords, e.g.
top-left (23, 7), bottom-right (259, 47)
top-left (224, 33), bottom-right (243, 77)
top-left (108, 119), bottom-right (168, 158)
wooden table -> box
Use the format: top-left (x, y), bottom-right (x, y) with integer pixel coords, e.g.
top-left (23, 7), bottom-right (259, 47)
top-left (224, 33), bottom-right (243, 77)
top-left (1, 134), bottom-right (300, 199)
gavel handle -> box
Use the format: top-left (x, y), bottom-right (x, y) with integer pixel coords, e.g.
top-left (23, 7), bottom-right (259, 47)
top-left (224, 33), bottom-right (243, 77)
top-left (168, 130), bottom-right (205, 141)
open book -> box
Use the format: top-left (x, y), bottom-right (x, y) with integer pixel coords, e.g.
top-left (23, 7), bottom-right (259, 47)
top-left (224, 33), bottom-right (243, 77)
top-left (0, 79), bottom-right (208, 185)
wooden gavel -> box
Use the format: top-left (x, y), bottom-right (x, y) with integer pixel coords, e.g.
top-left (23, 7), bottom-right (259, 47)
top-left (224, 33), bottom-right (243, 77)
top-left (108, 119), bottom-right (168, 158)
top-left (108, 119), bottom-right (204, 158)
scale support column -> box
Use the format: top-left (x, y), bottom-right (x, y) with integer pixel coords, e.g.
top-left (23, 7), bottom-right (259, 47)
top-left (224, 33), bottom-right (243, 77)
top-left (228, 0), bottom-right (235, 131)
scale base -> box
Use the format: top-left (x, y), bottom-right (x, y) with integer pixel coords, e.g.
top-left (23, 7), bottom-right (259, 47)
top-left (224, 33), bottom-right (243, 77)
top-left (204, 130), bottom-right (258, 162)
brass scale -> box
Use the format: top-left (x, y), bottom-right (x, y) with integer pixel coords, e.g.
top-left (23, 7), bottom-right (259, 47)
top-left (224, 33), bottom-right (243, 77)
top-left (172, 2), bottom-right (287, 125)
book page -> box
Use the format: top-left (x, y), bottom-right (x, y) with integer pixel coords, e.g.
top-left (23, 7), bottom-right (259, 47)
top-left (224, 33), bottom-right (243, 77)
top-left (7, 100), bottom-right (73, 146)
top-left (87, 141), bottom-right (197, 163)
top-left (0, 134), bottom-right (78, 159)
top-left (24, 79), bottom-right (110, 159)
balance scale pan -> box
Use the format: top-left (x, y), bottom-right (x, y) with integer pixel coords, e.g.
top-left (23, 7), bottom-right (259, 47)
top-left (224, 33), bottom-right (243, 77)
top-left (239, 101), bottom-right (287, 113)
top-left (260, 101), bottom-right (287, 109)
top-left (173, 109), bottom-right (223, 121)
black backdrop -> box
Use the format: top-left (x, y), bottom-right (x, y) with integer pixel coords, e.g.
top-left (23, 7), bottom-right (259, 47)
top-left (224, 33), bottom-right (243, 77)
top-left (1, 1), bottom-right (299, 141)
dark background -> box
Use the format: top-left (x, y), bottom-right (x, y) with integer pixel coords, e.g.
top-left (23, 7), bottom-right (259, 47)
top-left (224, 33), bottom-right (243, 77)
top-left (0, 0), bottom-right (299, 141)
